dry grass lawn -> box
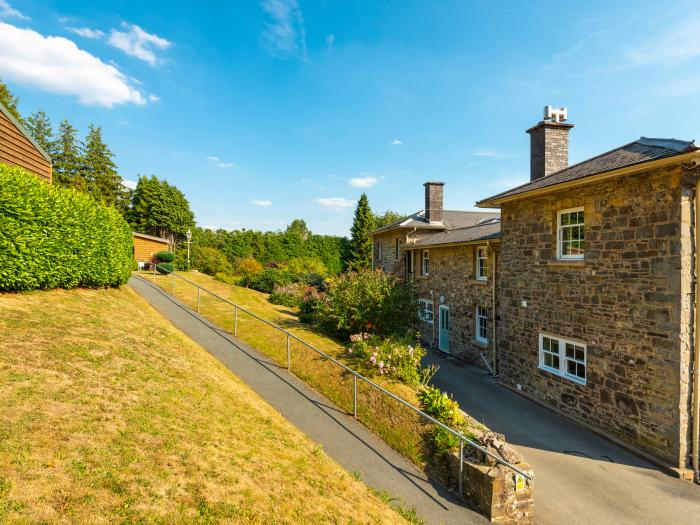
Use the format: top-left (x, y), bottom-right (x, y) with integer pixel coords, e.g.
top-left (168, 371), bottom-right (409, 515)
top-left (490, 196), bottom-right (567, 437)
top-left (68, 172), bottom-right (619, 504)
top-left (0, 285), bottom-right (409, 524)
top-left (144, 271), bottom-right (426, 465)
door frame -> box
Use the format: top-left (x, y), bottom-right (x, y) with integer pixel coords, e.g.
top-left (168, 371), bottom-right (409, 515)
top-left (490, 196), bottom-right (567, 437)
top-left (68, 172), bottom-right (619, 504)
top-left (438, 304), bottom-right (450, 353)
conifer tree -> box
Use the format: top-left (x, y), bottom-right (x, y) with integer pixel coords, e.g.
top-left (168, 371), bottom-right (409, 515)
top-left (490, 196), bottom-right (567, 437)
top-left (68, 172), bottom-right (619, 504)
top-left (53, 119), bottom-right (85, 190)
top-left (25, 110), bottom-right (54, 156)
top-left (0, 76), bottom-right (22, 123)
top-left (83, 124), bottom-right (122, 206)
top-left (348, 192), bottom-right (375, 271)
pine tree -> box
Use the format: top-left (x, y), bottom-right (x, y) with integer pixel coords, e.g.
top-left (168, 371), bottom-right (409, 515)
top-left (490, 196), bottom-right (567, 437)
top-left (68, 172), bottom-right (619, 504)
top-left (53, 119), bottom-right (85, 190)
top-left (25, 110), bottom-right (54, 156)
top-left (348, 193), bottom-right (376, 271)
top-left (0, 76), bottom-right (22, 123)
top-left (83, 124), bottom-right (122, 206)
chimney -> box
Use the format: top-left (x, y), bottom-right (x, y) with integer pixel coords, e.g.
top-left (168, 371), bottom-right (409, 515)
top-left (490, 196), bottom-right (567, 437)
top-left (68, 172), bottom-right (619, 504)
top-left (526, 106), bottom-right (573, 181)
top-left (424, 181), bottom-right (444, 223)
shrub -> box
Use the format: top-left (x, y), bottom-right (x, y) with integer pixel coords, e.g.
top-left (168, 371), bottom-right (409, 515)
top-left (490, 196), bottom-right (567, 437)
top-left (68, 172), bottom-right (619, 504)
top-left (284, 256), bottom-right (328, 284)
top-left (269, 282), bottom-right (307, 307)
top-left (156, 262), bottom-right (175, 274)
top-left (156, 250), bottom-right (176, 263)
top-left (314, 270), bottom-right (417, 339)
top-left (215, 272), bottom-right (240, 285)
top-left (0, 165), bottom-right (133, 291)
top-left (247, 267), bottom-right (293, 293)
top-left (417, 386), bottom-right (470, 456)
top-left (233, 257), bottom-right (264, 283)
top-left (347, 333), bottom-right (426, 386)
top-left (189, 246), bottom-right (232, 276)
top-left (298, 288), bottom-right (322, 324)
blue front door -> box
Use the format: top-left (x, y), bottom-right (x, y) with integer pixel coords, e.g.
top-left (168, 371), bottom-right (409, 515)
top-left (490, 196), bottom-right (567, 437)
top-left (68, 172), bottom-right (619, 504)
top-left (438, 305), bottom-right (450, 353)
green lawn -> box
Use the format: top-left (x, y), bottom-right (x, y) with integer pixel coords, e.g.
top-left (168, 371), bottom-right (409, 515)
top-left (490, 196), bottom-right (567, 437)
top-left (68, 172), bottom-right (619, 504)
top-left (144, 270), bottom-right (427, 465)
top-left (0, 285), bottom-right (408, 524)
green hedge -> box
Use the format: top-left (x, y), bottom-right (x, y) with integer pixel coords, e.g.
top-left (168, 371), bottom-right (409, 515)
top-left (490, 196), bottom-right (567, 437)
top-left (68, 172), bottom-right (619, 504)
top-left (0, 165), bottom-right (134, 291)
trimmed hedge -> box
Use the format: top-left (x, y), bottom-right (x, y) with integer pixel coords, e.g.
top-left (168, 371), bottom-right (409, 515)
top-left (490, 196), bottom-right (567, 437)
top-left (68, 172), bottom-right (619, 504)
top-left (0, 165), bottom-right (134, 291)
top-left (156, 250), bottom-right (176, 263)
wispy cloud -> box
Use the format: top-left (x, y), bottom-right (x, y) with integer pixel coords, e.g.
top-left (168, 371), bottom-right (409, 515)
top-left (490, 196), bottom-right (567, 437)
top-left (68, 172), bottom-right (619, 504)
top-left (0, 0), bottom-right (28, 20)
top-left (325, 33), bottom-right (335, 47)
top-left (205, 156), bottom-right (220, 161)
top-left (0, 22), bottom-right (146, 106)
top-left (472, 149), bottom-right (504, 158)
top-left (390, 138), bottom-right (403, 145)
top-left (316, 197), bottom-right (354, 210)
top-left (349, 175), bottom-right (378, 188)
top-left (108, 22), bottom-right (171, 66)
top-left (260, 0), bottom-right (307, 60)
top-left (205, 156), bottom-right (234, 169)
top-left (67, 26), bottom-right (104, 39)
top-left (625, 14), bottom-right (700, 67)
top-left (147, 94), bottom-right (160, 103)
top-left (252, 199), bottom-right (272, 206)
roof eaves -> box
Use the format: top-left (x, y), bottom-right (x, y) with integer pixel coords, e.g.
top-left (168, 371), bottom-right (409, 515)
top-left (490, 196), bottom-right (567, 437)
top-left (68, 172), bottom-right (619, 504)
top-left (0, 100), bottom-right (52, 165)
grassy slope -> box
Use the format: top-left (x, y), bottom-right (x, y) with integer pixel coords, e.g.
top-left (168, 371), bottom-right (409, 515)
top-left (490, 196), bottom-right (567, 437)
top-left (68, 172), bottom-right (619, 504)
top-left (146, 271), bottom-right (425, 464)
top-left (0, 286), bottom-right (407, 524)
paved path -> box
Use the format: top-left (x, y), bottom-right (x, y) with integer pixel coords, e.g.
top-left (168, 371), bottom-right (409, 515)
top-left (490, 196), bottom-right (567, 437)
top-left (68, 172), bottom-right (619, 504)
top-left (129, 277), bottom-right (485, 525)
top-left (425, 351), bottom-right (700, 525)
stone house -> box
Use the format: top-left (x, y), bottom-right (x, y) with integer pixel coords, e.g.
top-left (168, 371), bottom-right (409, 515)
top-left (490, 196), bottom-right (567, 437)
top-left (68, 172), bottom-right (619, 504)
top-left (477, 108), bottom-right (700, 478)
top-left (371, 182), bottom-right (501, 364)
top-left (373, 106), bottom-right (700, 480)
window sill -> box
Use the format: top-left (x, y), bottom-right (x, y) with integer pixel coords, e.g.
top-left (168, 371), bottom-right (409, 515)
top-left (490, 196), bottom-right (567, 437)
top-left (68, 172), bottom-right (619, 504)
top-left (548, 259), bottom-right (585, 267)
top-left (538, 364), bottom-right (587, 386)
top-left (469, 279), bottom-right (489, 286)
top-left (472, 338), bottom-right (489, 349)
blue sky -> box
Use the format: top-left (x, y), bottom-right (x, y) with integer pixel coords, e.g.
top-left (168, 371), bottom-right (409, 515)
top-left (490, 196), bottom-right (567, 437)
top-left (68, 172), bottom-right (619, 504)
top-left (1, 0), bottom-right (699, 235)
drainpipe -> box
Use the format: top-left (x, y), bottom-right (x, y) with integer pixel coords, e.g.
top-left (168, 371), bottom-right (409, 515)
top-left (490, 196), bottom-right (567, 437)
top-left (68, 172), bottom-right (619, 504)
top-left (693, 177), bottom-right (700, 482)
top-left (488, 241), bottom-right (498, 375)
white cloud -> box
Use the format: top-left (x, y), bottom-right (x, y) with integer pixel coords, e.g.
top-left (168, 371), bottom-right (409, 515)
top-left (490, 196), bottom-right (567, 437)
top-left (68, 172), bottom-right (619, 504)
top-left (390, 138), bottom-right (403, 145)
top-left (217, 162), bottom-right (235, 169)
top-left (626, 15), bottom-right (700, 67)
top-left (316, 197), bottom-right (355, 210)
top-left (349, 175), bottom-right (378, 188)
top-left (205, 156), bottom-right (220, 161)
top-left (472, 149), bottom-right (502, 158)
top-left (0, 1), bottom-right (28, 20)
top-left (67, 26), bottom-right (104, 39)
top-left (260, 0), bottom-right (307, 60)
top-left (253, 199), bottom-right (273, 206)
top-left (0, 22), bottom-right (146, 107)
top-left (108, 22), bottom-right (171, 66)
top-left (147, 94), bottom-right (160, 103)
top-left (121, 179), bottom-right (137, 190)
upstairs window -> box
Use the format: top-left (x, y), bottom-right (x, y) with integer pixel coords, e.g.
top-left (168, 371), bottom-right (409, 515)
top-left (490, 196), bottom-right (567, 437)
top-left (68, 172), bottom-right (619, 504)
top-left (475, 305), bottom-right (489, 344)
top-left (418, 299), bottom-right (434, 324)
top-left (557, 208), bottom-right (584, 260)
top-left (476, 246), bottom-right (488, 281)
top-left (422, 250), bottom-right (430, 276)
top-left (538, 334), bottom-right (587, 385)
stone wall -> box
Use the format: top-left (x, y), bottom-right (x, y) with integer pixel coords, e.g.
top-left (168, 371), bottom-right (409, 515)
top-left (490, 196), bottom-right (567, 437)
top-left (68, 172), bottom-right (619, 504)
top-left (373, 230), bottom-right (408, 275)
top-left (411, 243), bottom-right (499, 366)
top-left (497, 165), bottom-right (692, 468)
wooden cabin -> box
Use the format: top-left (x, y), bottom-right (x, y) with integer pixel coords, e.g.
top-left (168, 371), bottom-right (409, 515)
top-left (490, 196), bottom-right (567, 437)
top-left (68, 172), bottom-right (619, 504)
top-left (133, 232), bottom-right (170, 264)
top-left (0, 101), bottom-right (52, 182)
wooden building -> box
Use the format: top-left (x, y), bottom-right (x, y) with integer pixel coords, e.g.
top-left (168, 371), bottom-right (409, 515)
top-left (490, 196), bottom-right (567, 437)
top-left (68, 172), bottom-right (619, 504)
top-left (133, 232), bottom-right (170, 264)
top-left (0, 101), bottom-right (52, 182)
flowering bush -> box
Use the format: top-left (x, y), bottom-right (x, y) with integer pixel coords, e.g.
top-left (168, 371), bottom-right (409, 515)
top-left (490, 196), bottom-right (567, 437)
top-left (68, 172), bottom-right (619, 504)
top-left (298, 287), bottom-right (323, 323)
top-left (347, 333), bottom-right (426, 386)
top-left (269, 282), bottom-right (307, 307)
top-left (418, 386), bottom-right (479, 456)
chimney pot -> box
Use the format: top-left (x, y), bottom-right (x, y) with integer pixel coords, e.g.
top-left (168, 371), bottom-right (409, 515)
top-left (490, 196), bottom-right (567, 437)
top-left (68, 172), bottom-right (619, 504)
top-left (527, 106), bottom-right (573, 181)
top-left (424, 182), bottom-right (445, 223)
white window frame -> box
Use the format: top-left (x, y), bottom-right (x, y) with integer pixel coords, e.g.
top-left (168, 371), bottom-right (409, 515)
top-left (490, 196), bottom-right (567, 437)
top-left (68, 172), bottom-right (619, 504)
top-left (418, 299), bottom-right (434, 324)
top-left (475, 305), bottom-right (489, 344)
top-left (557, 207), bottom-right (585, 260)
top-left (422, 250), bottom-right (429, 276)
top-left (538, 333), bottom-right (587, 385)
top-left (475, 246), bottom-right (488, 281)
top-left (377, 239), bottom-right (382, 259)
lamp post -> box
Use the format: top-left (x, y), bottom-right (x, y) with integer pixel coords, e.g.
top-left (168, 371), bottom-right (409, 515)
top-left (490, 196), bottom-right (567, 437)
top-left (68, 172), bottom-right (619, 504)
top-left (186, 228), bottom-right (192, 270)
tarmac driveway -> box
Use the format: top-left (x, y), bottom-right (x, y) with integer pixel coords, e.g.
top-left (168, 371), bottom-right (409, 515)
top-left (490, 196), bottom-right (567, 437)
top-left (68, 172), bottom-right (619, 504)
top-left (424, 351), bottom-right (700, 525)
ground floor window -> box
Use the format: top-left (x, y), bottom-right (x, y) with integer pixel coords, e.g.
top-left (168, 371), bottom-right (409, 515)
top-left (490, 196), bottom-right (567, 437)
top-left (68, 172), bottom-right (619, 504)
top-left (475, 305), bottom-right (489, 344)
top-left (538, 334), bottom-right (586, 384)
top-left (418, 298), bottom-right (434, 324)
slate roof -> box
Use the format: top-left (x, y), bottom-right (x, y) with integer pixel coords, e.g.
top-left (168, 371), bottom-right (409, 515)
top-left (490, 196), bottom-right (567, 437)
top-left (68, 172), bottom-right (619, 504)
top-left (372, 210), bottom-right (499, 234)
top-left (404, 219), bottom-right (501, 249)
top-left (477, 137), bottom-right (697, 207)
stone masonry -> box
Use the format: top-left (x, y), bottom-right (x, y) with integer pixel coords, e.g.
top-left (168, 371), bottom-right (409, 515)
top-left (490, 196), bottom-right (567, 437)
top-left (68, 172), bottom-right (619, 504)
top-left (497, 164), bottom-right (693, 468)
top-left (527, 121), bottom-right (573, 181)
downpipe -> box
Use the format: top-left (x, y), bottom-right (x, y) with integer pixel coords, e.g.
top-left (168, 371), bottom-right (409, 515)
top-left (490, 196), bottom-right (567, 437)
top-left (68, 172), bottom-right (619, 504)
top-left (488, 240), bottom-right (498, 376)
top-left (693, 177), bottom-right (700, 482)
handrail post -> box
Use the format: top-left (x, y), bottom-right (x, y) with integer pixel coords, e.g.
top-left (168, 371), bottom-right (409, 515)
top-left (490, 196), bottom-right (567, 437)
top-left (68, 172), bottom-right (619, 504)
top-left (197, 287), bottom-right (201, 313)
top-left (459, 439), bottom-right (464, 498)
top-left (234, 306), bottom-right (238, 335)
top-left (353, 374), bottom-right (357, 418)
top-left (171, 272), bottom-right (175, 294)
top-left (286, 334), bottom-right (291, 371)
top-left (152, 263), bottom-right (156, 283)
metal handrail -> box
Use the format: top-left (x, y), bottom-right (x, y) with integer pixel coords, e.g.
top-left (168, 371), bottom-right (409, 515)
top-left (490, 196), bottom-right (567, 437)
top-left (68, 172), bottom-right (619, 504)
top-left (139, 265), bottom-right (533, 482)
